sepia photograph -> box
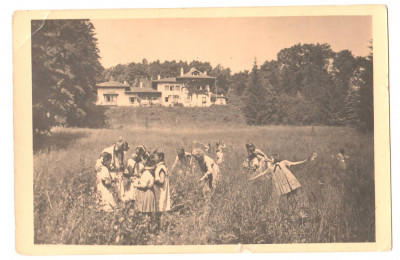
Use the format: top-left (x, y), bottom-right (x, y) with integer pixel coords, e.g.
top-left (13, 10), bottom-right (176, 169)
top-left (13, 5), bottom-right (390, 254)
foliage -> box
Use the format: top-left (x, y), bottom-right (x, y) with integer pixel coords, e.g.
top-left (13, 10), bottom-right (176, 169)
top-left (235, 43), bottom-right (373, 130)
top-left (243, 60), bottom-right (279, 125)
top-left (31, 19), bottom-right (104, 133)
top-left (33, 124), bottom-right (375, 244)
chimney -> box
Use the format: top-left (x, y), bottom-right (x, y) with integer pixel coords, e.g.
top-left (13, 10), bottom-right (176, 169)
top-left (158, 75), bottom-right (161, 80)
top-left (180, 68), bottom-right (184, 76)
top-left (124, 80), bottom-right (128, 86)
top-left (140, 82), bottom-right (143, 88)
top-left (204, 71), bottom-right (207, 75)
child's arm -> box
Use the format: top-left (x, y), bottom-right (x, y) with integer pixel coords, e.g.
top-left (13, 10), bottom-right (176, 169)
top-left (199, 160), bottom-right (214, 181)
top-left (285, 159), bottom-right (308, 167)
top-left (158, 170), bottom-right (166, 184)
top-left (249, 168), bottom-right (272, 181)
top-left (171, 156), bottom-right (179, 172)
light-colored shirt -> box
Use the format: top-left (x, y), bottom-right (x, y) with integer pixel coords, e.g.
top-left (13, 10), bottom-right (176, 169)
top-left (155, 162), bottom-right (171, 211)
top-left (137, 169), bottom-right (154, 189)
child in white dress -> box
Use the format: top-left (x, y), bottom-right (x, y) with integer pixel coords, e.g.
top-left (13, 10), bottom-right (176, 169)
top-left (121, 145), bottom-right (148, 202)
top-left (95, 152), bottom-right (117, 212)
top-left (153, 149), bottom-right (171, 230)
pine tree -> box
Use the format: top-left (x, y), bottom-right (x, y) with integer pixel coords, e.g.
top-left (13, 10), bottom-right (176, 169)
top-left (345, 74), bottom-right (362, 126)
top-left (358, 45), bottom-right (374, 131)
top-left (243, 59), bottom-right (277, 125)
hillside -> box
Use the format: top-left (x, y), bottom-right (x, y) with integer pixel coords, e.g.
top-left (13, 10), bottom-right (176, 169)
top-left (103, 104), bottom-right (246, 129)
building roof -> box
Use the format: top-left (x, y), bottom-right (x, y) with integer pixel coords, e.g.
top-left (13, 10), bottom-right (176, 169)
top-left (152, 68), bottom-right (216, 84)
top-left (151, 77), bottom-right (177, 83)
top-left (211, 94), bottom-right (227, 99)
top-left (126, 87), bottom-right (161, 94)
top-left (177, 68), bottom-right (216, 79)
top-left (97, 80), bottom-right (129, 88)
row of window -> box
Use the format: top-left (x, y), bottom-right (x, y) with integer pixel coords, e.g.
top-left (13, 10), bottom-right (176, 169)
top-left (164, 85), bottom-right (181, 92)
top-left (104, 94), bottom-right (208, 104)
top-left (162, 85), bottom-right (211, 92)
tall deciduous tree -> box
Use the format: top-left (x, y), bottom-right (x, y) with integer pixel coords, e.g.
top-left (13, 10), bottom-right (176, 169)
top-left (32, 19), bottom-right (104, 133)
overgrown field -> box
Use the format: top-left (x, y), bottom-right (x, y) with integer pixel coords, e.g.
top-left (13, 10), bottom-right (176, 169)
top-left (103, 105), bottom-right (246, 129)
top-left (33, 125), bottom-right (375, 244)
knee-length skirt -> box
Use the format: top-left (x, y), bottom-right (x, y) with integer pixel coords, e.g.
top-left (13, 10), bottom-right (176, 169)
top-left (135, 187), bottom-right (156, 213)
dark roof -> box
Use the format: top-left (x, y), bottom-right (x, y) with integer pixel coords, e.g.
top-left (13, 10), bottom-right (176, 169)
top-left (97, 80), bottom-right (129, 88)
top-left (212, 94), bottom-right (226, 98)
top-left (151, 77), bottom-right (177, 83)
top-left (177, 68), bottom-right (216, 79)
top-left (126, 87), bottom-right (161, 93)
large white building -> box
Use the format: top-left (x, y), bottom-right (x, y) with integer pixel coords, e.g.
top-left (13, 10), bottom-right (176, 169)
top-left (96, 68), bottom-right (227, 107)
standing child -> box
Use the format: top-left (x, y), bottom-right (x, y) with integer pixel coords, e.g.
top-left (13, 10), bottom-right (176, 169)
top-left (102, 139), bottom-right (130, 172)
top-left (95, 152), bottom-right (117, 212)
top-left (121, 145), bottom-right (148, 202)
top-left (153, 149), bottom-right (171, 230)
top-left (102, 139), bottom-right (129, 201)
top-left (132, 154), bottom-right (157, 215)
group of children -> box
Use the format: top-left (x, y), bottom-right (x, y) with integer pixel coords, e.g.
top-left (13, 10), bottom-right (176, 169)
top-left (94, 138), bottom-right (349, 224)
top-left (94, 138), bottom-right (227, 226)
top-left (244, 143), bottom-right (349, 202)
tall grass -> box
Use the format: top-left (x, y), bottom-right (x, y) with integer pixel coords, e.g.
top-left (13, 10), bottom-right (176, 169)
top-left (33, 125), bottom-right (375, 244)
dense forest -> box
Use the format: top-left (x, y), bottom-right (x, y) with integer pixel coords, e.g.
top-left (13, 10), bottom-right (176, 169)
top-left (31, 19), bottom-right (373, 133)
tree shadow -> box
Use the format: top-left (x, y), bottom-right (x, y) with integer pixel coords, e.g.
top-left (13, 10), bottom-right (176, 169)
top-left (84, 105), bottom-right (110, 129)
top-left (33, 130), bottom-right (88, 153)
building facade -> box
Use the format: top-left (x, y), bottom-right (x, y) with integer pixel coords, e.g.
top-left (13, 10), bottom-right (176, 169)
top-left (96, 68), bottom-right (227, 107)
top-left (152, 68), bottom-right (226, 107)
top-left (96, 80), bottom-right (161, 106)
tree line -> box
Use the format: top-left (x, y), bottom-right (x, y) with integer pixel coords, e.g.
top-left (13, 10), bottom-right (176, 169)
top-left (240, 43), bottom-right (373, 131)
top-left (31, 20), bottom-right (373, 133)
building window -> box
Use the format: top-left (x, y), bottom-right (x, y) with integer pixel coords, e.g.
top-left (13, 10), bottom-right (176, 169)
top-left (104, 94), bottom-right (117, 103)
top-left (164, 86), bottom-right (169, 91)
top-left (202, 96), bottom-right (207, 106)
top-left (170, 86), bottom-right (174, 91)
top-left (129, 97), bottom-right (136, 104)
top-left (165, 97), bottom-right (168, 102)
top-left (185, 94), bottom-right (191, 103)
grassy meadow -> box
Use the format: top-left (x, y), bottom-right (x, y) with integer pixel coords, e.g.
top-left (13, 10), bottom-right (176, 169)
top-left (33, 107), bottom-right (375, 245)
